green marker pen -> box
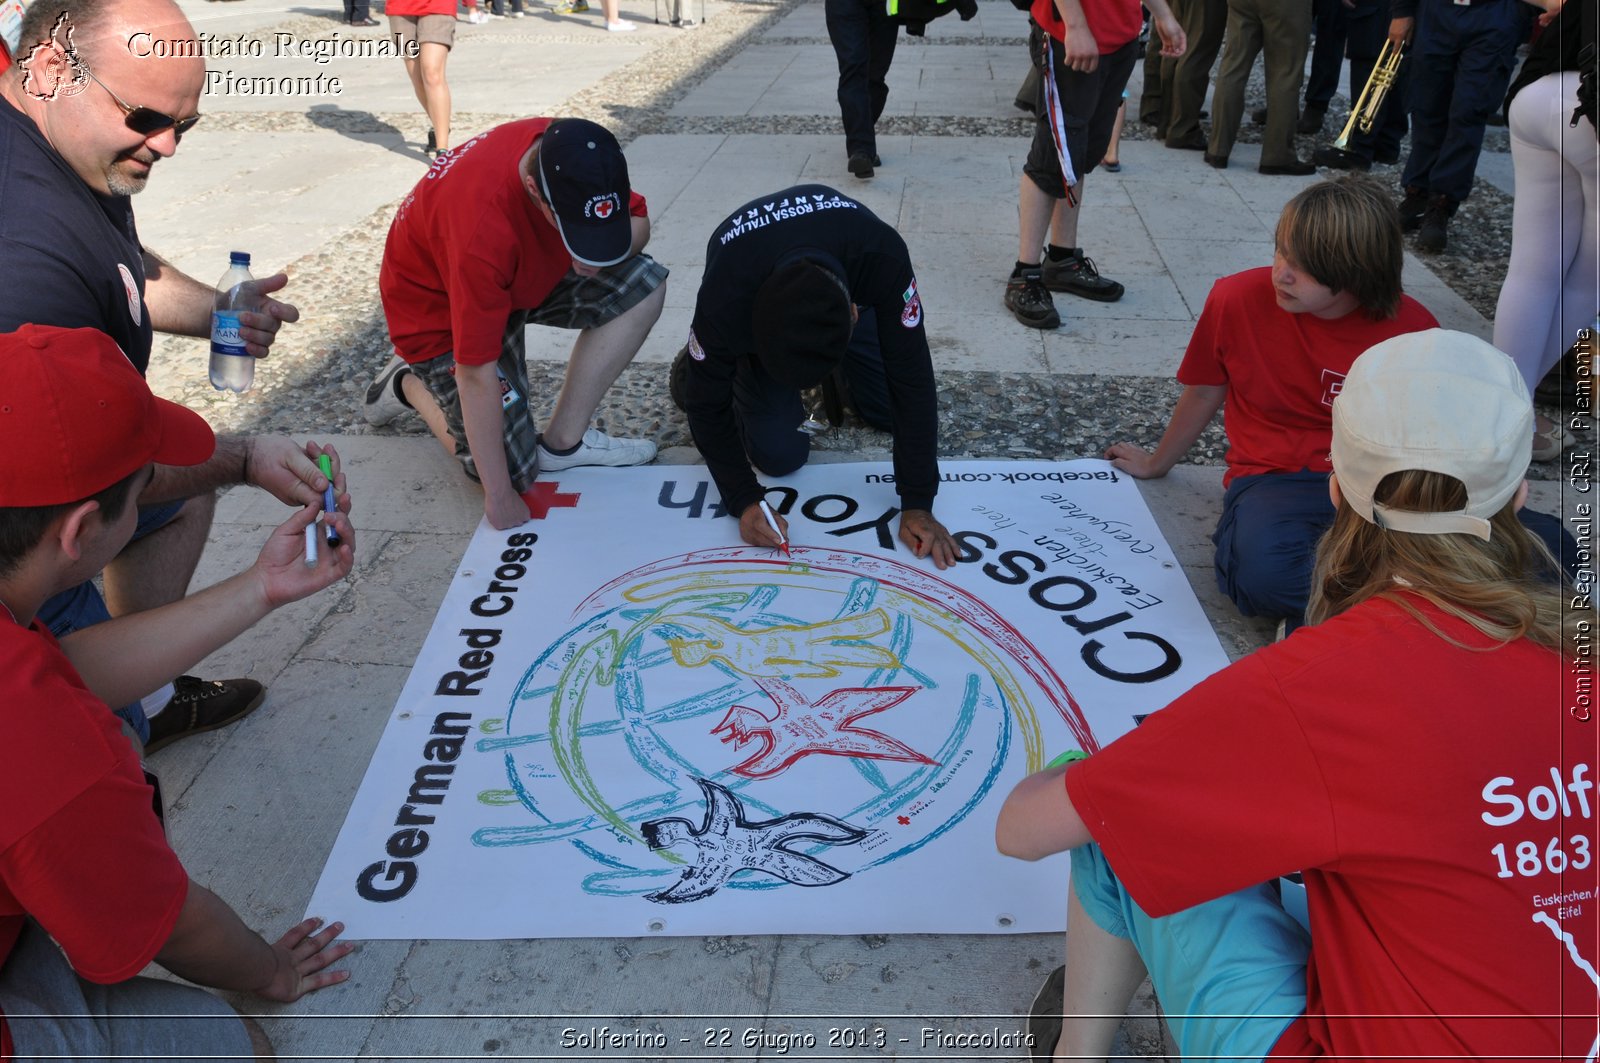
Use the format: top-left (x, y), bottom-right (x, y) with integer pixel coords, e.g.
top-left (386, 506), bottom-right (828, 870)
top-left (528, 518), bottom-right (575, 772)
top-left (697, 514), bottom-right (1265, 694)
top-left (317, 453), bottom-right (342, 548)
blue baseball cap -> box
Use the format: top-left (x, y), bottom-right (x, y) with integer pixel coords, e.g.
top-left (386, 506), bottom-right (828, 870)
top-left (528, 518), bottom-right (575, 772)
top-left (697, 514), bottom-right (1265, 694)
top-left (536, 118), bottom-right (633, 268)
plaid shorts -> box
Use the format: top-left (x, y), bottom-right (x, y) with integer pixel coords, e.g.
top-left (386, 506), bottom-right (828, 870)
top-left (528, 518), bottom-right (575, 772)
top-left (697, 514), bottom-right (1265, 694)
top-left (411, 253), bottom-right (668, 491)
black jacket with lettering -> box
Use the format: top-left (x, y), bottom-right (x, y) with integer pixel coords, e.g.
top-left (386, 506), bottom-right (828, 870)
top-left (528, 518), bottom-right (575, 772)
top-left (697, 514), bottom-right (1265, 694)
top-left (684, 184), bottom-right (938, 516)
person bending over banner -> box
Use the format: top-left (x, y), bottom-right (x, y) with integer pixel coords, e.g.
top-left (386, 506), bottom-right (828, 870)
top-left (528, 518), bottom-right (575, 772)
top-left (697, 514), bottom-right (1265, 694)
top-left (999, 328), bottom-right (1597, 1061)
top-left (364, 117), bottom-right (665, 530)
top-left (671, 184), bottom-right (958, 569)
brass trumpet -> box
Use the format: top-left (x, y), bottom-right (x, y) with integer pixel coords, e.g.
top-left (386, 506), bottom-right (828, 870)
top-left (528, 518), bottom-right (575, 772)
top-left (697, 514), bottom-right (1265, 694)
top-left (1334, 39), bottom-right (1404, 149)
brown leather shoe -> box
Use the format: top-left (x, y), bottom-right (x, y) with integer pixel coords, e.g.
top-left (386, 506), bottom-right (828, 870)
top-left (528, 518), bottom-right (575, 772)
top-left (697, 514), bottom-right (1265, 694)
top-left (144, 676), bottom-right (266, 754)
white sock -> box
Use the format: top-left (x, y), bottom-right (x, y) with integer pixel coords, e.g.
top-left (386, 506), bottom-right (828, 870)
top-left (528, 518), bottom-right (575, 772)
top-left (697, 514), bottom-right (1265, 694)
top-left (141, 682), bottom-right (176, 719)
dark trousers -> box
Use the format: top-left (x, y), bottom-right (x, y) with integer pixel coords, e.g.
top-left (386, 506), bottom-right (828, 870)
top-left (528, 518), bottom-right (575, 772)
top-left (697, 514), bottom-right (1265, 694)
top-left (1208, 0), bottom-right (1313, 167)
top-left (1337, 4), bottom-right (1410, 161)
top-left (825, 0), bottom-right (899, 158)
top-left (1401, 0), bottom-right (1528, 203)
top-left (1212, 471), bottom-right (1577, 624)
top-left (734, 310), bottom-right (892, 476)
top-left (343, 0), bottom-right (370, 20)
top-left (1302, 0), bottom-right (1349, 112)
top-left (1164, 0), bottom-right (1228, 144)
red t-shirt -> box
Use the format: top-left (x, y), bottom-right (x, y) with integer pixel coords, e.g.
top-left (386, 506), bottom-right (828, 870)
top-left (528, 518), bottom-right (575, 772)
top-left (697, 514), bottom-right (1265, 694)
top-left (1066, 596), bottom-right (1599, 1059)
top-left (0, 622), bottom-right (188, 1054)
top-left (386, 0), bottom-right (455, 17)
top-left (379, 117), bottom-right (649, 367)
top-left (1029, 0), bottom-right (1143, 53)
top-left (1178, 268), bottom-right (1438, 487)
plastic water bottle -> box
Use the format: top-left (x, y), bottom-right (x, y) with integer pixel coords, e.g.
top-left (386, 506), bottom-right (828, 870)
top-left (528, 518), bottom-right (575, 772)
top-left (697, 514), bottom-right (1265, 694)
top-left (209, 251), bottom-right (255, 392)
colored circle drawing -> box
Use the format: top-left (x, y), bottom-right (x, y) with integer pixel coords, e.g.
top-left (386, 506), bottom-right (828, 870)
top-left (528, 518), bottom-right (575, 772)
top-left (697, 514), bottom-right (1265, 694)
top-left (471, 547), bottom-right (1095, 903)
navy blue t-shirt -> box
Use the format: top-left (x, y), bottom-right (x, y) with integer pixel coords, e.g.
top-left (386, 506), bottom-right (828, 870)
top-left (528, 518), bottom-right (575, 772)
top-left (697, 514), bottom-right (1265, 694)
top-left (685, 184), bottom-right (939, 515)
top-left (0, 97), bottom-right (152, 373)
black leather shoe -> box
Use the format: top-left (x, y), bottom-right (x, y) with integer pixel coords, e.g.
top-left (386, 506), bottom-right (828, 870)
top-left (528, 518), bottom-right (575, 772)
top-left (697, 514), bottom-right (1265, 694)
top-left (1251, 106), bottom-right (1268, 126)
top-left (1373, 146), bottom-right (1401, 165)
top-left (1166, 132), bottom-right (1208, 150)
top-left (348, 15), bottom-right (380, 25)
top-left (1203, 152), bottom-right (1228, 169)
top-left (847, 153), bottom-right (874, 178)
top-left (1259, 159), bottom-right (1317, 176)
top-left (1312, 145), bottom-right (1370, 171)
top-left (1295, 107), bottom-right (1325, 135)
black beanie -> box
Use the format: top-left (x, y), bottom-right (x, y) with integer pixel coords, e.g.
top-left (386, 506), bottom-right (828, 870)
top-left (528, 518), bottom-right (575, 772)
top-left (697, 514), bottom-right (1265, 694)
top-left (750, 262), bottom-right (852, 389)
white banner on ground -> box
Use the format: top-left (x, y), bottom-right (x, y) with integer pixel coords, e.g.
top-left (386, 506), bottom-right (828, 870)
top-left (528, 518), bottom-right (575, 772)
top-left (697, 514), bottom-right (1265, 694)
top-left (310, 459), bottom-right (1230, 939)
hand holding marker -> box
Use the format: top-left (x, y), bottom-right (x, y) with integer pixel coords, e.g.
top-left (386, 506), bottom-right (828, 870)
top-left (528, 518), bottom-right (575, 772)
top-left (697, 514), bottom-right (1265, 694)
top-left (758, 500), bottom-right (790, 557)
top-left (318, 453), bottom-right (342, 548)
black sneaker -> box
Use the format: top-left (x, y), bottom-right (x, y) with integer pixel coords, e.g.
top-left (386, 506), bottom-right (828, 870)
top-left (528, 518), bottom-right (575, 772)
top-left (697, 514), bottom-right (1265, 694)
top-left (1040, 250), bottom-right (1124, 303)
top-left (144, 676), bottom-right (267, 755)
top-left (1312, 145), bottom-right (1370, 171)
top-left (848, 153), bottom-right (874, 178)
top-left (1004, 269), bottom-right (1061, 329)
top-left (1416, 195), bottom-right (1455, 253)
top-left (1398, 188), bottom-right (1429, 231)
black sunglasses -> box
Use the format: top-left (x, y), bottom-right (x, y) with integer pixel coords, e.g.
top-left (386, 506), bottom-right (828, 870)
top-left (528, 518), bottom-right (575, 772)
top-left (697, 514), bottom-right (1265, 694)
top-left (80, 61), bottom-right (202, 139)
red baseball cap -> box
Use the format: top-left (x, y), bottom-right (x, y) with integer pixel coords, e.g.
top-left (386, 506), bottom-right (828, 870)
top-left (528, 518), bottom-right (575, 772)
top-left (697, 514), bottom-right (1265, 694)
top-left (0, 325), bottom-right (216, 506)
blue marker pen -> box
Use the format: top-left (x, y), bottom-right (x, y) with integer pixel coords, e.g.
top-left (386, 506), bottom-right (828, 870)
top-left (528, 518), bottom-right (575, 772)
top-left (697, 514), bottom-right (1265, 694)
top-left (317, 453), bottom-right (342, 548)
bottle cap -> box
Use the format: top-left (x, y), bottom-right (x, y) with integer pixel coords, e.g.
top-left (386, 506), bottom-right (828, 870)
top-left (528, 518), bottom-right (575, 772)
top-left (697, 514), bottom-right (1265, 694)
top-left (229, 251), bottom-right (251, 265)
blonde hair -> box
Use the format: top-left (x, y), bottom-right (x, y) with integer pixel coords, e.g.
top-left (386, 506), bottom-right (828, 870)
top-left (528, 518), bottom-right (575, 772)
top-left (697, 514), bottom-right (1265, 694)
top-left (1307, 469), bottom-right (1571, 653)
top-left (1276, 175), bottom-right (1404, 320)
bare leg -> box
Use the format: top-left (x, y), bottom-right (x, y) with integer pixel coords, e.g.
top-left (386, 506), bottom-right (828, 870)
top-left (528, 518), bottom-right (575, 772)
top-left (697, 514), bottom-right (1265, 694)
top-left (1047, 175), bottom-right (1085, 250)
top-left (1017, 176), bottom-right (1057, 263)
top-left (541, 280), bottom-right (666, 450)
top-left (601, 0), bottom-right (619, 19)
top-left (400, 55), bottom-right (427, 111)
top-left (417, 41), bottom-right (452, 150)
top-left (399, 371), bottom-right (460, 460)
top-left (1052, 884), bottom-right (1149, 1062)
top-left (101, 491), bottom-right (216, 617)
top-left (1102, 102), bottom-right (1125, 166)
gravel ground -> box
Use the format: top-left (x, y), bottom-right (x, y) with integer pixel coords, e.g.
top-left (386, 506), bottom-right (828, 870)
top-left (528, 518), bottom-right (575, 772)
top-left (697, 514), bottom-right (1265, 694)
top-left (145, 2), bottom-right (1557, 478)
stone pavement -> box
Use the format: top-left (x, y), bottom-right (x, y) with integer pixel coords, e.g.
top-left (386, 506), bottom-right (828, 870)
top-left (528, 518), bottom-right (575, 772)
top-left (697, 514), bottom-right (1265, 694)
top-left (129, 0), bottom-right (1565, 1056)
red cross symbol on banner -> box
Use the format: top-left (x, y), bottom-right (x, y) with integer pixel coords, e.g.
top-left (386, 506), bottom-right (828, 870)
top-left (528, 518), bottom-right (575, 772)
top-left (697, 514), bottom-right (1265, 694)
top-left (518, 481), bottom-right (580, 519)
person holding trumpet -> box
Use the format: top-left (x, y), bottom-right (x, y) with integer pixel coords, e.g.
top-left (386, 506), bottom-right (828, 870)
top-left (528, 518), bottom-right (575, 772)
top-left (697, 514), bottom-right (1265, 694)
top-left (1386, 0), bottom-right (1537, 252)
top-left (1311, 0), bottom-right (1411, 173)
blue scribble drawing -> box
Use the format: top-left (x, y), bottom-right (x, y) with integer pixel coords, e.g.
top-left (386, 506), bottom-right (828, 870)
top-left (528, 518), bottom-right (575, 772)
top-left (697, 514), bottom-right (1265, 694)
top-left (467, 548), bottom-right (1089, 904)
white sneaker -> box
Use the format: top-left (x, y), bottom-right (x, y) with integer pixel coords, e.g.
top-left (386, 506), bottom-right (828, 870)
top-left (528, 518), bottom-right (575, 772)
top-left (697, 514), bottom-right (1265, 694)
top-left (538, 428), bottom-right (656, 470)
top-left (606, 18), bottom-right (636, 30)
top-left (363, 354), bottom-right (414, 426)
top-left (466, 9), bottom-right (489, 22)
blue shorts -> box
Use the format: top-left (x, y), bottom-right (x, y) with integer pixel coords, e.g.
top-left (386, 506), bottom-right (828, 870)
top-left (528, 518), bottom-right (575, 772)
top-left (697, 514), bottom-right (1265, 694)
top-left (1070, 843), bottom-right (1309, 1060)
top-left (36, 500), bottom-right (186, 743)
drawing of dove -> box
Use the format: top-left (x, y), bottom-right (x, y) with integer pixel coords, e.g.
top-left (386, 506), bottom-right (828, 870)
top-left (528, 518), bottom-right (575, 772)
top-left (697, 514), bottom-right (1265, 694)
top-left (640, 778), bottom-right (868, 903)
top-left (713, 677), bottom-right (935, 779)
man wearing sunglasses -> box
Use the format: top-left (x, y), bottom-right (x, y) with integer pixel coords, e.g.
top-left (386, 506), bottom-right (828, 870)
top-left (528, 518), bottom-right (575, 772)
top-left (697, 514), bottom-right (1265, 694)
top-left (0, 0), bottom-right (337, 753)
